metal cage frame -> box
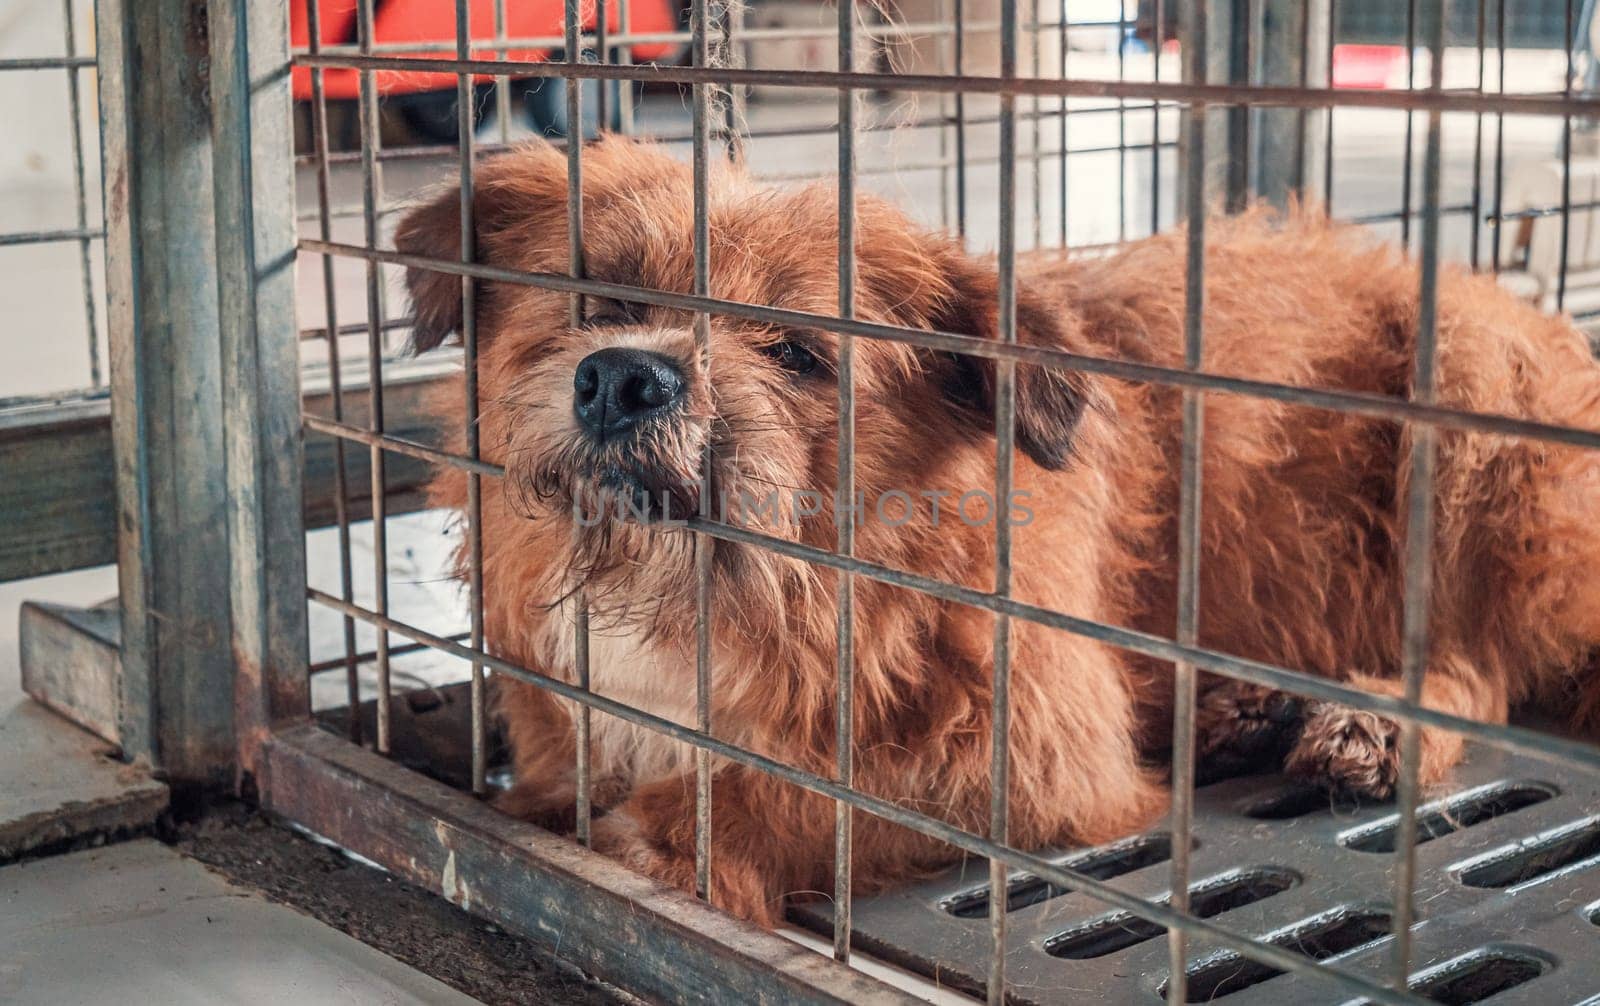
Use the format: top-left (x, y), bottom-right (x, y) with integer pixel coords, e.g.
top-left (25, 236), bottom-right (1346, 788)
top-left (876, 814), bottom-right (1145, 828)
top-left (10, 0), bottom-right (1600, 1003)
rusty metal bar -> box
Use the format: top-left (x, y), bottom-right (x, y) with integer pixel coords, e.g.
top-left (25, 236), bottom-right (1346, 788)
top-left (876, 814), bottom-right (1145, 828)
top-left (293, 50), bottom-right (1600, 117)
top-left (60, 0), bottom-right (101, 389)
top-left (494, 0), bottom-right (511, 145)
top-left (292, 16), bottom-right (1117, 55)
top-left (456, 0), bottom-right (489, 798)
top-left (262, 723), bottom-right (913, 1006)
top-left (0, 55), bottom-right (96, 70)
top-left (0, 227), bottom-right (104, 247)
top-left (832, 0), bottom-right (858, 968)
top-left (305, 0), bottom-right (362, 742)
top-left (565, 0), bottom-right (594, 851)
top-left (1559, 0), bottom-right (1576, 308)
top-left (97, 0), bottom-right (235, 783)
top-left (356, 0), bottom-right (394, 756)
top-left (691, 0), bottom-right (715, 903)
top-left (208, 0), bottom-right (310, 772)
top-left (1390, 0), bottom-right (1448, 986)
top-left (301, 237), bottom-right (1600, 454)
top-left (987, 0), bottom-right (1018, 997)
top-left (1167, 2), bottom-right (1209, 999)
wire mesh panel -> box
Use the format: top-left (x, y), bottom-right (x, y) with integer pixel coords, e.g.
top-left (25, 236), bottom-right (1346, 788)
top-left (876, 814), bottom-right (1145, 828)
top-left (278, 1), bottom-right (1600, 1004)
top-left (0, 0), bottom-right (105, 410)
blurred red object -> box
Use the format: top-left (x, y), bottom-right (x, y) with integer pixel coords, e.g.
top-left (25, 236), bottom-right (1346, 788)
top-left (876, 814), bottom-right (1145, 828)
top-left (291, 0), bottom-right (679, 101)
top-left (1331, 44), bottom-right (1404, 90)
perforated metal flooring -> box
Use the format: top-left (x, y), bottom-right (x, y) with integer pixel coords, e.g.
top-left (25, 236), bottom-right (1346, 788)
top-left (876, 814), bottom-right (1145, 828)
top-left (791, 746), bottom-right (1600, 1005)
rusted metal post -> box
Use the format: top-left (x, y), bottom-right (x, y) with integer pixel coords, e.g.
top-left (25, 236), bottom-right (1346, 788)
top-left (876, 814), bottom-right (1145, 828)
top-left (208, 0), bottom-right (311, 780)
top-left (97, 0), bottom-right (235, 785)
top-left (95, 0), bottom-right (305, 787)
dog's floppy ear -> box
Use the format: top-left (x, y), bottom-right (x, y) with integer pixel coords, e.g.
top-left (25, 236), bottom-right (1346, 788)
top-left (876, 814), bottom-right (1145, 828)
top-left (394, 184), bottom-right (476, 353)
top-left (930, 252), bottom-right (1097, 471)
top-left (393, 143), bottom-right (569, 353)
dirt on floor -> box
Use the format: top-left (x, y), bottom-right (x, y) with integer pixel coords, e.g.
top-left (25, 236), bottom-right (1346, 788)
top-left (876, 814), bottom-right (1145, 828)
top-left (171, 802), bottom-right (631, 1006)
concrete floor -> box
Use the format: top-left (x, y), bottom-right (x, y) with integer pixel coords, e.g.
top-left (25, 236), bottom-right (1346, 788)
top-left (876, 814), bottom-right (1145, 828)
top-left (0, 840), bottom-right (479, 1006)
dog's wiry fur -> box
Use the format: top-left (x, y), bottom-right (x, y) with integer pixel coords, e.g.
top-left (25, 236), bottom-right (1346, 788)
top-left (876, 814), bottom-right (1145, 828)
top-left (396, 137), bottom-right (1600, 926)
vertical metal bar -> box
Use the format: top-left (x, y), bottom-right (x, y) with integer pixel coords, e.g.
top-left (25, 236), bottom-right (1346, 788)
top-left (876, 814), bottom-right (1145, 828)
top-left (574, 600), bottom-right (592, 843)
top-left (495, 0), bottom-right (512, 146)
top-left (1166, 4), bottom-right (1207, 1002)
top-left (307, 0), bottom-right (362, 745)
top-left (1559, 0), bottom-right (1576, 309)
top-left (1390, 0), bottom-right (1447, 988)
top-left (98, 0), bottom-right (235, 784)
top-left (1152, 0), bottom-right (1165, 236)
top-left (1118, 1), bottom-right (1129, 242)
top-left (567, 0), bottom-right (594, 849)
top-left (1470, 0), bottom-right (1487, 269)
top-left (1401, 0), bottom-right (1416, 249)
top-left (1491, 0), bottom-right (1506, 274)
top-left (1057, 0), bottom-right (1069, 247)
top-left (1030, 0), bottom-right (1043, 249)
top-left (1322, 0), bottom-right (1335, 210)
top-left (356, 0), bottom-right (393, 756)
top-left (208, 0), bottom-right (312, 775)
top-left (720, 0), bottom-right (746, 163)
top-left (691, 0), bottom-right (714, 900)
top-left (987, 0), bottom-right (1018, 999)
top-left (596, 0), bottom-right (610, 130)
top-left (1221, 0), bottom-right (1252, 212)
top-left (939, 0), bottom-right (954, 230)
top-left (457, 0), bottom-right (488, 798)
top-left (954, 0), bottom-right (968, 238)
top-left (616, 0), bottom-right (636, 134)
top-left (1295, 0), bottom-right (1310, 191)
top-left (61, 0), bottom-right (100, 389)
top-left (833, 0), bottom-right (858, 965)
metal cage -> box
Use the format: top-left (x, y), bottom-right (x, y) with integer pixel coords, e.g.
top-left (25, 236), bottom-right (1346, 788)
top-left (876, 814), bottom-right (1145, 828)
top-left (8, 0), bottom-right (1600, 1003)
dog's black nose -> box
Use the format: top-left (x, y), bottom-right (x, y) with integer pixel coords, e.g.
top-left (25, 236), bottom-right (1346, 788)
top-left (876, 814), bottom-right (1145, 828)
top-left (573, 348), bottom-right (686, 440)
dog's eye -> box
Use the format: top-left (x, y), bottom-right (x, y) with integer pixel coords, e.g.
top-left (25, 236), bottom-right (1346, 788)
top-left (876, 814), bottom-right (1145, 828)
top-left (581, 300), bottom-right (636, 329)
top-left (760, 339), bottom-right (819, 375)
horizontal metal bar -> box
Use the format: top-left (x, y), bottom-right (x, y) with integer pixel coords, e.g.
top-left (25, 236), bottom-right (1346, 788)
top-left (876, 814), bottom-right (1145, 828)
top-left (1347, 202), bottom-right (1476, 226)
top-left (301, 588), bottom-right (1426, 1006)
top-left (262, 723), bottom-right (915, 1006)
top-left (303, 413), bottom-right (502, 477)
top-left (289, 97), bottom-right (1171, 170)
top-left (0, 55), bottom-right (96, 71)
top-left (298, 315), bottom-right (414, 342)
top-left (295, 16), bottom-right (1131, 55)
top-left (0, 387), bottom-right (108, 416)
top-left (307, 631), bottom-right (473, 674)
top-left (757, 142), bottom-right (1177, 184)
top-left (0, 227), bottom-right (105, 248)
top-left (302, 238), bottom-right (1600, 453)
top-left (295, 52), bottom-right (1600, 117)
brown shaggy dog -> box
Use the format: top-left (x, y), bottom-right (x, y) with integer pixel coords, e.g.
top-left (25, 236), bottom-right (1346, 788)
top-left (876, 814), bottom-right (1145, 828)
top-left (395, 136), bottom-right (1600, 926)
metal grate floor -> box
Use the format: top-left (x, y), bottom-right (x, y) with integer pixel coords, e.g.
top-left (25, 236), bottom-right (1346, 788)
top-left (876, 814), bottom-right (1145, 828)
top-left (792, 746), bottom-right (1600, 1005)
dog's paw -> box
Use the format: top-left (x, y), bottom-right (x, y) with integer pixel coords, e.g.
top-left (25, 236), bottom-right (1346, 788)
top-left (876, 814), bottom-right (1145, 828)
top-left (1195, 683), bottom-right (1304, 782)
top-left (590, 809), bottom-right (673, 876)
top-left (489, 780), bottom-right (578, 834)
top-left (1284, 701), bottom-right (1400, 800)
